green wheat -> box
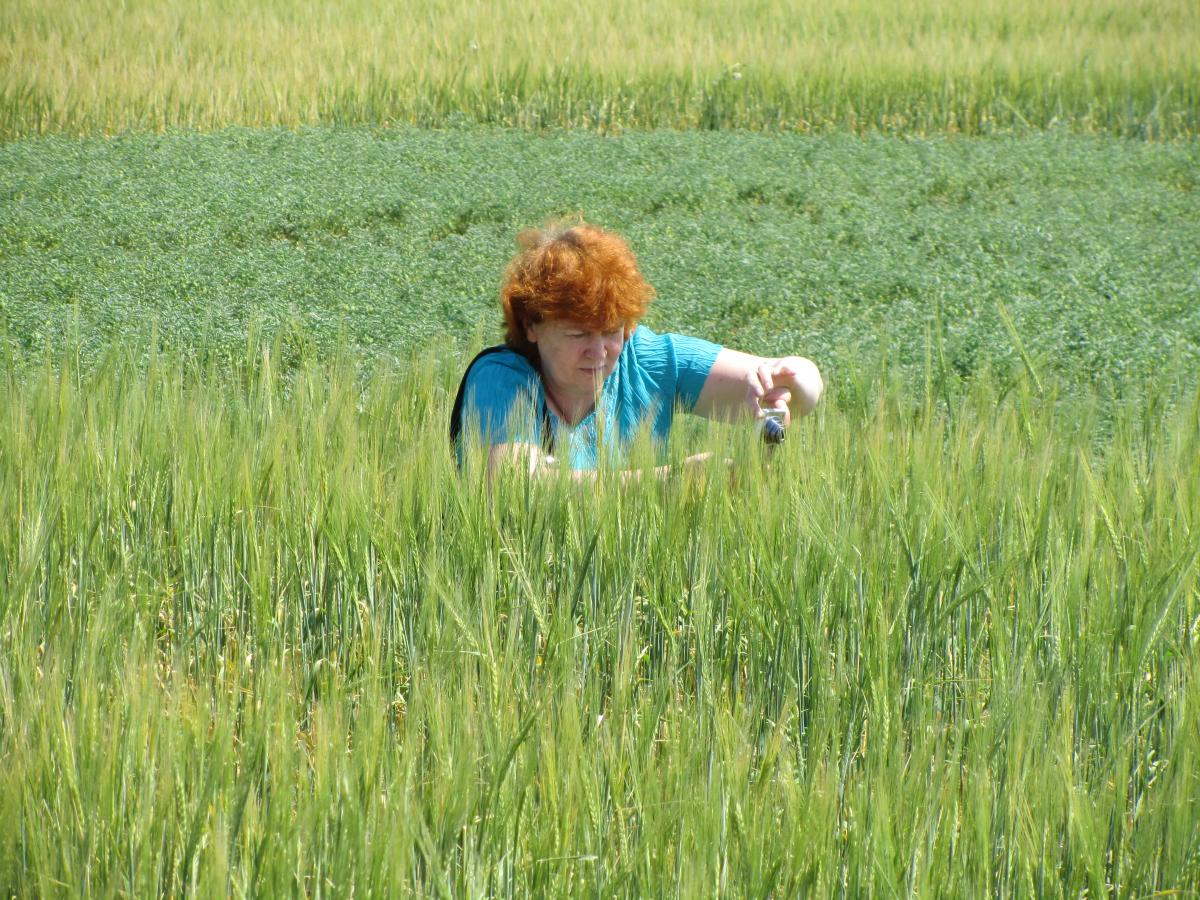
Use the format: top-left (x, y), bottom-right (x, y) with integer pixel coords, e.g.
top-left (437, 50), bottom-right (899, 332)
top-left (0, 341), bottom-right (1196, 895)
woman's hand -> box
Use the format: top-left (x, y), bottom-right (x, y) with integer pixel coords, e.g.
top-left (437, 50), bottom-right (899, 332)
top-left (745, 360), bottom-right (793, 424)
top-left (695, 350), bottom-right (824, 424)
top-left (484, 443), bottom-right (737, 486)
top-left (744, 356), bottom-right (824, 424)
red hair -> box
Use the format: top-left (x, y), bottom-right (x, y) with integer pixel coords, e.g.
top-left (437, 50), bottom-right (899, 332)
top-left (500, 222), bottom-right (654, 359)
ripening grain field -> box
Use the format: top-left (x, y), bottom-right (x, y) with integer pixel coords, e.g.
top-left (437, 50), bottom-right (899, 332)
top-left (2, 0), bottom-right (1198, 137)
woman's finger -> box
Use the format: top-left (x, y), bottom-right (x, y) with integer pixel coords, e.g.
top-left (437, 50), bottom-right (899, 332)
top-left (764, 387), bottom-right (792, 408)
top-left (757, 363), bottom-right (775, 393)
top-left (744, 369), bottom-right (766, 415)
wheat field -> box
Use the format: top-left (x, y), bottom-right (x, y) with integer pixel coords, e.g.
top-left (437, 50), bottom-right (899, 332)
top-left (3, 0), bottom-right (1196, 136)
top-left (1, 344), bottom-right (1197, 894)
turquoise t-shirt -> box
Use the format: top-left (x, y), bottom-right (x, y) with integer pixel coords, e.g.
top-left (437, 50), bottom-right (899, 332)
top-left (460, 325), bottom-right (722, 470)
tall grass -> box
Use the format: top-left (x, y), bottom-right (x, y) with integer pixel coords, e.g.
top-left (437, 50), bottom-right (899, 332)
top-left (1, 341), bottom-right (1196, 894)
top-left (2, 0), bottom-right (1197, 137)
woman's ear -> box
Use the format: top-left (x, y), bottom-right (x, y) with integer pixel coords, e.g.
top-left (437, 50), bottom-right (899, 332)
top-left (525, 321), bottom-right (540, 344)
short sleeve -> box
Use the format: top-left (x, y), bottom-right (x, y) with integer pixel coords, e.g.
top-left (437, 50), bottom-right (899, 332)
top-left (461, 353), bottom-right (544, 449)
top-left (662, 331), bottom-right (722, 409)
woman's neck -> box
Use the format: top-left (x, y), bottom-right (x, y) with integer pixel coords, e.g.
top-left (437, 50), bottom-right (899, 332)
top-left (542, 377), bottom-right (597, 427)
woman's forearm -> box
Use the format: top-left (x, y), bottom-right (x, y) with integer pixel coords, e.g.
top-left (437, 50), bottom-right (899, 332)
top-left (486, 443), bottom-right (709, 483)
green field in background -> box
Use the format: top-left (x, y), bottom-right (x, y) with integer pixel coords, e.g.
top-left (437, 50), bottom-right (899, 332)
top-left (2, 0), bottom-right (1197, 137)
top-left (2, 129), bottom-right (1197, 396)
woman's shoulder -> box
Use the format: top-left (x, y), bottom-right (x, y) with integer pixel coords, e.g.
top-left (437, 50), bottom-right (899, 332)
top-left (626, 325), bottom-right (672, 362)
top-left (623, 325), bottom-right (722, 406)
top-left (629, 324), bottom-right (662, 345)
top-left (464, 346), bottom-right (540, 394)
top-left (627, 325), bottom-right (722, 364)
top-left (467, 345), bottom-right (536, 372)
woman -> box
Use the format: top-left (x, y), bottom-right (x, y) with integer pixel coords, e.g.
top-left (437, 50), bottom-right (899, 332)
top-left (453, 221), bottom-right (823, 477)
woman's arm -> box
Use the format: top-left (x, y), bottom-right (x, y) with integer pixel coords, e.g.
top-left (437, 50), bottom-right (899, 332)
top-left (692, 349), bottom-right (823, 425)
top-left (486, 442), bottom-right (715, 483)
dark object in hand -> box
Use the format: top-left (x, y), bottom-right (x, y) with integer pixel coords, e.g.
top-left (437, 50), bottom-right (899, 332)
top-left (761, 411), bottom-right (786, 444)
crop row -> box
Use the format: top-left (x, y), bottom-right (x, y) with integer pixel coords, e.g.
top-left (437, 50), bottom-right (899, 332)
top-left (2, 129), bottom-right (1197, 400)
top-left (1, 344), bottom-right (1197, 894)
top-left (2, 0), bottom-right (1198, 137)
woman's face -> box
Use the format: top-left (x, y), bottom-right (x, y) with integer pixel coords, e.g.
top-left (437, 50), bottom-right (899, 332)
top-left (526, 319), bottom-right (625, 395)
